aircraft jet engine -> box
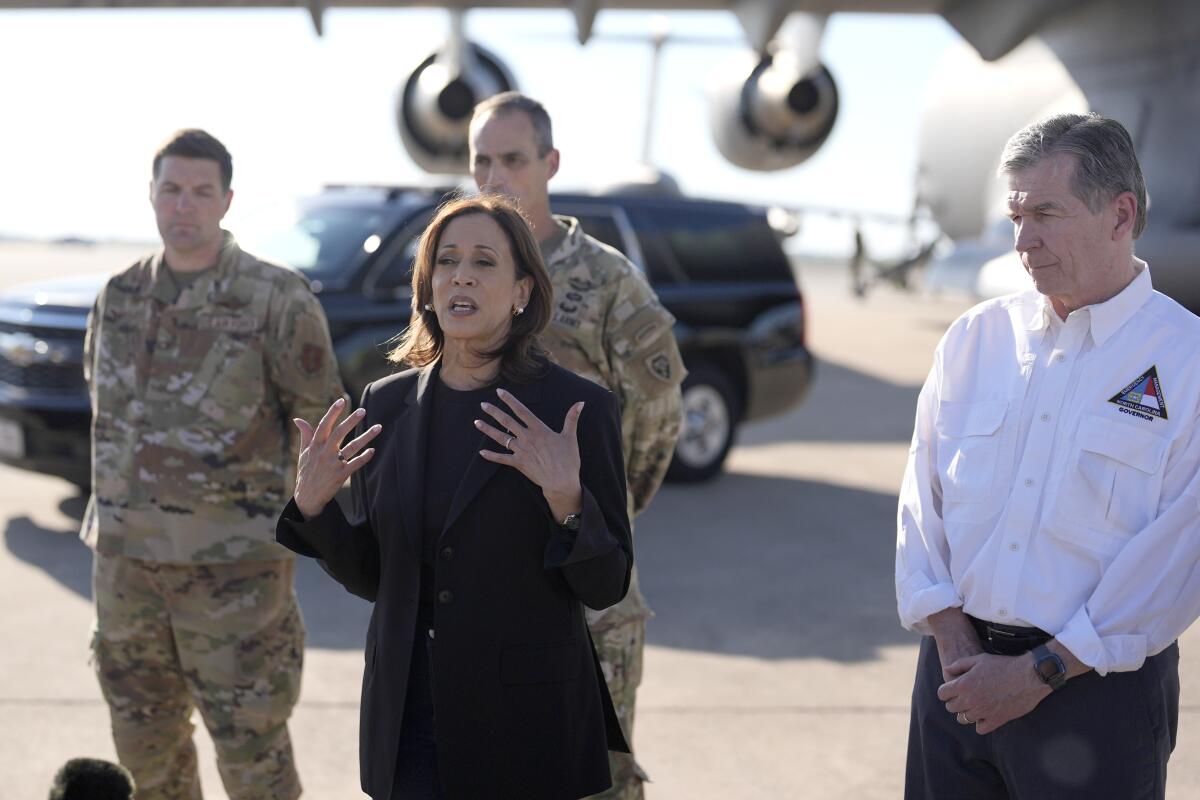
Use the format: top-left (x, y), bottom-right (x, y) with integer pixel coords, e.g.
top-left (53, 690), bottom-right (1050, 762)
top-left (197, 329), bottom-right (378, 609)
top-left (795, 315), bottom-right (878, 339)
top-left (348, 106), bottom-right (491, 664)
top-left (707, 49), bottom-right (839, 172)
top-left (396, 35), bottom-right (516, 175)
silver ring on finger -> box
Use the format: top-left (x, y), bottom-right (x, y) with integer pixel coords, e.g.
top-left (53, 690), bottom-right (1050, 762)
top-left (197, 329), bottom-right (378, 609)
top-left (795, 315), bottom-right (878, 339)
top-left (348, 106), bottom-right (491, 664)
top-left (957, 712), bottom-right (971, 725)
top-left (337, 451), bottom-right (346, 462)
top-left (505, 435), bottom-right (514, 450)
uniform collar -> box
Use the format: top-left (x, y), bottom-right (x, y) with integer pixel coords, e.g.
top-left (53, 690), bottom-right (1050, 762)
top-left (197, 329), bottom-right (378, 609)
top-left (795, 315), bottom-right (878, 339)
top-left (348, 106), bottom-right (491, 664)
top-left (543, 214), bottom-right (581, 266)
top-left (147, 231), bottom-right (241, 307)
top-left (1021, 259), bottom-right (1152, 347)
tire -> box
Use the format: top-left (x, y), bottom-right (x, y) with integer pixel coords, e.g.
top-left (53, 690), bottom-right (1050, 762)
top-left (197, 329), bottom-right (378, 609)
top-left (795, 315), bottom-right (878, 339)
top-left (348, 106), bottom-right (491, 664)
top-left (666, 364), bottom-right (740, 483)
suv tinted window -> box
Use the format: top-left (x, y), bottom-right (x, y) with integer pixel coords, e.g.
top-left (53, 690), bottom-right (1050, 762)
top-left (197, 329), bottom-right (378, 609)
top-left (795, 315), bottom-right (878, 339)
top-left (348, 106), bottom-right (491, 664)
top-left (573, 214), bottom-right (625, 255)
top-left (371, 210), bottom-right (434, 293)
top-left (239, 202), bottom-right (386, 279)
top-left (634, 205), bottom-right (791, 283)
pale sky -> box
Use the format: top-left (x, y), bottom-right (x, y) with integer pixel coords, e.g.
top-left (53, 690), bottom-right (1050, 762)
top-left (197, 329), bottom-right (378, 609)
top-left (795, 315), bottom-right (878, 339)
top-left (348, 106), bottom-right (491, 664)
top-left (0, 9), bottom-right (957, 245)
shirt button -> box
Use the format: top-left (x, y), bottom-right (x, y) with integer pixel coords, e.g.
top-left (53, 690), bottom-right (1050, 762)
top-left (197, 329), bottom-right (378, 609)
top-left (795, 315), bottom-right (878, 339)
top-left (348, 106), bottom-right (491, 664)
top-left (1009, 542), bottom-right (1020, 552)
top-left (1024, 478), bottom-right (1034, 487)
top-left (437, 590), bottom-right (454, 604)
top-left (998, 608), bottom-right (1008, 617)
top-left (440, 546), bottom-right (455, 560)
top-left (1040, 413), bottom-right (1051, 422)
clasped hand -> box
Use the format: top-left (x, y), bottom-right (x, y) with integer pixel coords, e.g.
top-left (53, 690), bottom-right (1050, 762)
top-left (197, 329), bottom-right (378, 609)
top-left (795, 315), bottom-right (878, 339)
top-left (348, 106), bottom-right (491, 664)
top-left (293, 398), bottom-right (383, 519)
top-left (937, 652), bottom-right (1051, 734)
top-left (475, 389), bottom-right (584, 521)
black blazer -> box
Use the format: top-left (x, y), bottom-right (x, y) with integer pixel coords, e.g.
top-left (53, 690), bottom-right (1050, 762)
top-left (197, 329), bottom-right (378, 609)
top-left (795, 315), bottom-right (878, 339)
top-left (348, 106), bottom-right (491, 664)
top-left (276, 361), bottom-right (633, 800)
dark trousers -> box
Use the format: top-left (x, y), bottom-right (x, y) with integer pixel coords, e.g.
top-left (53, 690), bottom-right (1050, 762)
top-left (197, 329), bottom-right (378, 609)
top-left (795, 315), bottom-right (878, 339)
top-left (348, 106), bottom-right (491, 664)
top-left (388, 631), bottom-right (447, 800)
top-left (905, 635), bottom-right (1179, 799)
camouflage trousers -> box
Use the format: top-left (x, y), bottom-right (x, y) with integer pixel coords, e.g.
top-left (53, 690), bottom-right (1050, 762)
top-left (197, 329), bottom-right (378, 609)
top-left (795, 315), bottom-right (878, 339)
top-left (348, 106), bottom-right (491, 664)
top-left (91, 552), bottom-right (304, 800)
top-left (588, 618), bottom-right (648, 800)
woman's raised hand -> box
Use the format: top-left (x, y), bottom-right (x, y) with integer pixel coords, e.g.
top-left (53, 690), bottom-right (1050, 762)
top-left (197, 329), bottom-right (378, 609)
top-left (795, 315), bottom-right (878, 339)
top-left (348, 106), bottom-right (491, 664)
top-left (293, 398), bottom-right (382, 519)
top-left (476, 389), bottom-right (584, 522)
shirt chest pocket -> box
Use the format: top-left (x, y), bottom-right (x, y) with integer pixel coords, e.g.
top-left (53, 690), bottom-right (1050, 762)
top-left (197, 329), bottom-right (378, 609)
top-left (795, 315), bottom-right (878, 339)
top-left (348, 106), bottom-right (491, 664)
top-left (1052, 415), bottom-right (1168, 555)
top-left (935, 400), bottom-right (1007, 511)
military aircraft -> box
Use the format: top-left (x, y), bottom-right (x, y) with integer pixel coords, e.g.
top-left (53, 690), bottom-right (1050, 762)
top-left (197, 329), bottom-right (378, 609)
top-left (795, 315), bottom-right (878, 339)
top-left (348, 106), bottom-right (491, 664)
top-left (2, 0), bottom-right (1197, 305)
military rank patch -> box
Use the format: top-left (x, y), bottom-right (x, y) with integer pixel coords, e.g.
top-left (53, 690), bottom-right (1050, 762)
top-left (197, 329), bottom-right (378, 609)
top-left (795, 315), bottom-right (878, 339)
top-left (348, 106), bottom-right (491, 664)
top-left (299, 343), bottom-right (325, 376)
top-left (646, 351), bottom-right (672, 382)
top-left (1109, 365), bottom-right (1167, 421)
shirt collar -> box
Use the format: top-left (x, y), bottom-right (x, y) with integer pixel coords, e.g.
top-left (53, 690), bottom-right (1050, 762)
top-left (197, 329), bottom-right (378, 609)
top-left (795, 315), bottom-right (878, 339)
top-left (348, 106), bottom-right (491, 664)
top-left (1087, 259), bottom-right (1152, 346)
top-left (1020, 258), bottom-right (1152, 345)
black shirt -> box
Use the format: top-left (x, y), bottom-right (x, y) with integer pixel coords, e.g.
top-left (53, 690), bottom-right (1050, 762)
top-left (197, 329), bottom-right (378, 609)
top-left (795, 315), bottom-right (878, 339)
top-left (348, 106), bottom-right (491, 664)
top-left (417, 378), bottom-right (497, 629)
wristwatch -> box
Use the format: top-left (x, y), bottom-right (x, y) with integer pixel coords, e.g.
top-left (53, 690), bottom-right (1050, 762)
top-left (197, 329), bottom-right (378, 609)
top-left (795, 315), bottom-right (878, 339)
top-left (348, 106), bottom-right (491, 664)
top-left (1031, 644), bottom-right (1067, 691)
top-left (558, 512), bottom-right (582, 531)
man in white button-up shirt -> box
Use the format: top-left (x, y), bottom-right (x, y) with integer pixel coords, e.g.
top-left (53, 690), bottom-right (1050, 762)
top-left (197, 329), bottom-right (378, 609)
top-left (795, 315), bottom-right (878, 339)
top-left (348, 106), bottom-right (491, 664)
top-left (897, 113), bottom-right (1199, 799)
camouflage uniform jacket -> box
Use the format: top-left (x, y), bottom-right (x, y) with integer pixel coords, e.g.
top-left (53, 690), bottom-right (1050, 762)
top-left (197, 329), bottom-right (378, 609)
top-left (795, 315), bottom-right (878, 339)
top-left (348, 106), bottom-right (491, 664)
top-left (542, 215), bottom-right (685, 627)
top-left (81, 232), bottom-right (347, 564)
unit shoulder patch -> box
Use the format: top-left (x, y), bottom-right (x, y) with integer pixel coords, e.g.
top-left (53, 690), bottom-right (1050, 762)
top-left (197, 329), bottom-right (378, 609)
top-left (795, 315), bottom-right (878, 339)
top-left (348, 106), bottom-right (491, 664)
top-left (1108, 365), bottom-right (1168, 421)
top-left (645, 351), bottom-right (673, 382)
top-left (299, 343), bottom-right (325, 376)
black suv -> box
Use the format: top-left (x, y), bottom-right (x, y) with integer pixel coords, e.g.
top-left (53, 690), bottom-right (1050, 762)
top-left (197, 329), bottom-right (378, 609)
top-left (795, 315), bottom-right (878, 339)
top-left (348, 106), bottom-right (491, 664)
top-left (0, 186), bottom-right (813, 487)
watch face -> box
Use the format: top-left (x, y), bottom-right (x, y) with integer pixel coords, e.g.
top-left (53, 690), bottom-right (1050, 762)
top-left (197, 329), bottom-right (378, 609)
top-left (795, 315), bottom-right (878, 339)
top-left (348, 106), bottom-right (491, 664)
top-left (1037, 658), bottom-right (1061, 680)
top-left (1035, 649), bottom-right (1067, 688)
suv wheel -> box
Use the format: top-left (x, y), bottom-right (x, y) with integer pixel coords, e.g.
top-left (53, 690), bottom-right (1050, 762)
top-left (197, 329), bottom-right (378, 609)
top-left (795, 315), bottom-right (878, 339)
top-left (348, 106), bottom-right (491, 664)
top-left (667, 365), bottom-right (739, 483)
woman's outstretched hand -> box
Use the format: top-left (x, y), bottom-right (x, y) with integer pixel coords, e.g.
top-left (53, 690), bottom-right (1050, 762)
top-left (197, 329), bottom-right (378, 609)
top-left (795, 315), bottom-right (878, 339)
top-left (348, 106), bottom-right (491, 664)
top-left (293, 398), bottom-right (382, 519)
top-left (476, 389), bottom-right (584, 522)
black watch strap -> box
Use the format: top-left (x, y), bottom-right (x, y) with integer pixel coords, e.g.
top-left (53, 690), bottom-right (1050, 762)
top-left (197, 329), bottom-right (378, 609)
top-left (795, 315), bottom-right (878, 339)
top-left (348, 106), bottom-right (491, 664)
top-left (1031, 644), bottom-right (1068, 691)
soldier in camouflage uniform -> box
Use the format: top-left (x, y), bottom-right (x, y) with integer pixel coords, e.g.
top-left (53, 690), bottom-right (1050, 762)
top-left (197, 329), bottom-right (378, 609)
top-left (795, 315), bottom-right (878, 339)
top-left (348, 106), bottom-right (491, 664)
top-left (470, 93), bottom-right (685, 799)
top-left (82, 129), bottom-right (346, 800)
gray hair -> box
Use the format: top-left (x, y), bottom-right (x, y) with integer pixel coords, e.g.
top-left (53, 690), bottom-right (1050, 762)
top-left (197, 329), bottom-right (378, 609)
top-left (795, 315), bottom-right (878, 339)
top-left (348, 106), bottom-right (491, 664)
top-left (470, 91), bottom-right (554, 157)
top-left (999, 112), bottom-right (1147, 239)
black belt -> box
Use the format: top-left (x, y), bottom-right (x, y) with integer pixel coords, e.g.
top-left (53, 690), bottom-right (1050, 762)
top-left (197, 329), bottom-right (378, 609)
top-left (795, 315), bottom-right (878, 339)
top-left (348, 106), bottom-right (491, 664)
top-left (967, 615), bottom-right (1052, 657)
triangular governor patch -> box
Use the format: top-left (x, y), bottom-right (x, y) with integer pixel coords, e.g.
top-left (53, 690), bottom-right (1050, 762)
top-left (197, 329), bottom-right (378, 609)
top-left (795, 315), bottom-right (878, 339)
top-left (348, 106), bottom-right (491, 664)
top-left (1109, 365), bottom-right (1168, 420)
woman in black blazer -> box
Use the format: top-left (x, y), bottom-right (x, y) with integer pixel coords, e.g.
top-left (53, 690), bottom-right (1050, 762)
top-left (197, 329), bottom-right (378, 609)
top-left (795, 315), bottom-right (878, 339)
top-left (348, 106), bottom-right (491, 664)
top-left (276, 194), bottom-right (633, 800)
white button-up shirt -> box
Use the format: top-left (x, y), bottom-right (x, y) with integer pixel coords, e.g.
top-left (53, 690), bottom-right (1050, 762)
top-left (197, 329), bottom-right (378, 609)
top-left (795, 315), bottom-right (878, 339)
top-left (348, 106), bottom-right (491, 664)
top-left (896, 264), bottom-right (1200, 674)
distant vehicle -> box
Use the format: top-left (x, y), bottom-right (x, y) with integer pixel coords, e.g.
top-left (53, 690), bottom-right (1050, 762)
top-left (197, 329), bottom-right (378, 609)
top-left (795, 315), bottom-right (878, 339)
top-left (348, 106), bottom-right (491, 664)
top-left (0, 185), bottom-right (814, 488)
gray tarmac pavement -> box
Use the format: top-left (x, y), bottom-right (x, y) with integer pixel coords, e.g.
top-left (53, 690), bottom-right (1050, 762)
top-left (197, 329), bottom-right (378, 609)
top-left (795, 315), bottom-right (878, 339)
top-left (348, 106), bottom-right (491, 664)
top-left (0, 246), bottom-right (1196, 798)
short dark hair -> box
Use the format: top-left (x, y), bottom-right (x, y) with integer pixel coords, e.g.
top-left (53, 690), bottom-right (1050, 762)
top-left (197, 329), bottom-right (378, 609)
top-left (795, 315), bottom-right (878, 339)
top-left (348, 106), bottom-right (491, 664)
top-left (999, 112), bottom-right (1148, 239)
top-left (470, 92), bottom-right (554, 157)
top-left (388, 193), bottom-right (553, 384)
top-left (152, 128), bottom-right (233, 192)
top-left (49, 758), bottom-right (135, 800)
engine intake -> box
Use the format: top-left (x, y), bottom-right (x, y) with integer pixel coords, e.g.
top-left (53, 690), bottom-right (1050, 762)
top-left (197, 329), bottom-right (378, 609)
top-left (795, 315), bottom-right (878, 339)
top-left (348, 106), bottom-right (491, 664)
top-left (709, 52), bottom-right (839, 172)
top-left (397, 43), bottom-right (516, 175)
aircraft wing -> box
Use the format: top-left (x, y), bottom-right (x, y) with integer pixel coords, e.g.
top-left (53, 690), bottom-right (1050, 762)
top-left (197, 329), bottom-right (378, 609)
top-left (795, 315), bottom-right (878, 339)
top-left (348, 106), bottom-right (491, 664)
top-left (0, 0), bottom-right (939, 9)
top-left (0, 0), bottom-right (1089, 63)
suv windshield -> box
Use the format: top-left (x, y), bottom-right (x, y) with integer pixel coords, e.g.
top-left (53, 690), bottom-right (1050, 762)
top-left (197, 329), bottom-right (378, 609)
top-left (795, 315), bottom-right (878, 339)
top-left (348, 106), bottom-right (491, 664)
top-left (237, 201), bottom-right (387, 279)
